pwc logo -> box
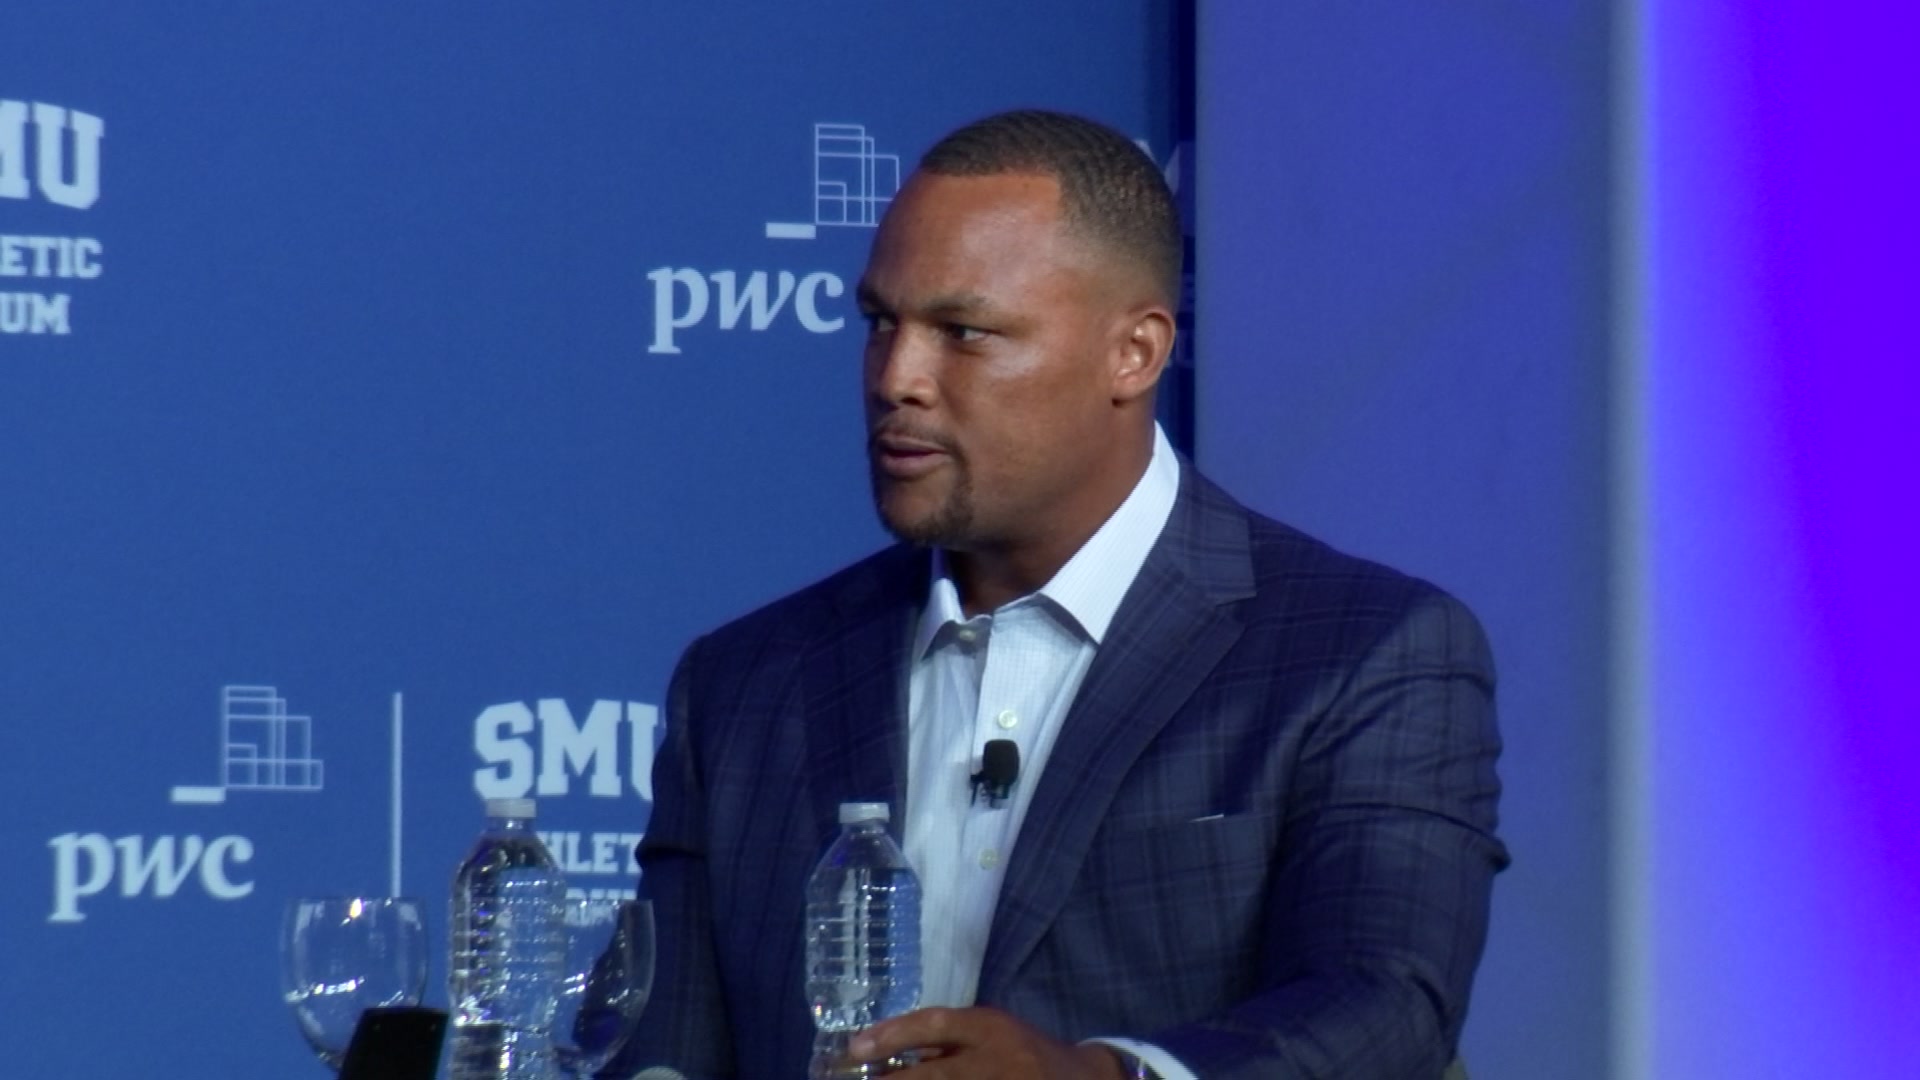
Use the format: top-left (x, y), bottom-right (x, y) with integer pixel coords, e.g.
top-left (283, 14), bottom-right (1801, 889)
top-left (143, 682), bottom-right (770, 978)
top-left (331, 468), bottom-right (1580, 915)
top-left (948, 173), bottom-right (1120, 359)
top-left (645, 122), bottom-right (900, 356)
top-left (46, 686), bottom-right (321, 924)
top-left (643, 124), bottom-right (1184, 358)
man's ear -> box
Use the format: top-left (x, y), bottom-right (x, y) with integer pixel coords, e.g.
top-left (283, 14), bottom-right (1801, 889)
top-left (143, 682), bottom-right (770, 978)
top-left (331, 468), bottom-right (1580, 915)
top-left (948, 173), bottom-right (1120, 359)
top-left (1110, 306), bottom-right (1176, 404)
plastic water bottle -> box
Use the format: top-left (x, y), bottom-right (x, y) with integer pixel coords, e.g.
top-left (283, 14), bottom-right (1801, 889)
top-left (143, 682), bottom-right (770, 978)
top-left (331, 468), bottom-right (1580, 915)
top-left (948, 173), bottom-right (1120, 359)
top-left (448, 797), bottom-right (567, 1080)
top-left (805, 802), bottom-right (922, 1079)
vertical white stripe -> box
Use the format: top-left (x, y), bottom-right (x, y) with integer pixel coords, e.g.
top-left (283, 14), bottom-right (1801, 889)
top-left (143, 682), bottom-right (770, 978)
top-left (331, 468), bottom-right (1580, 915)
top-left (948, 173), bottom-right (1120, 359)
top-left (391, 692), bottom-right (404, 897)
top-left (1609, 1), bottom-right (1653, 1077)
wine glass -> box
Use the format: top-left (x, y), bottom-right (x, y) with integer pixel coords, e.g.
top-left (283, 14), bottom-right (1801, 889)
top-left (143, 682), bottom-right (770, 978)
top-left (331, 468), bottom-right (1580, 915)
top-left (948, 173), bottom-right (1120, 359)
top-left (550, 898), bottom-right (655, 1078)
top-left (280, 897), bottom-right (429, 1072)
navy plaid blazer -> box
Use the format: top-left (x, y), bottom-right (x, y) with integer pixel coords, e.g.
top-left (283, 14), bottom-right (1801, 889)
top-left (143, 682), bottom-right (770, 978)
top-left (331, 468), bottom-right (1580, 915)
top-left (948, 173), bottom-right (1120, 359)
top-left (614, 465), bottom-right (1507, 1079)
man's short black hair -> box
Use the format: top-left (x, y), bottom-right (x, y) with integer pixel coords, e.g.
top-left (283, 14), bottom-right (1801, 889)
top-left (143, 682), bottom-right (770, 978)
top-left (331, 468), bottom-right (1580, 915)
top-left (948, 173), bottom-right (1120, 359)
top-left (919, 109), bottom-right (1183, 308)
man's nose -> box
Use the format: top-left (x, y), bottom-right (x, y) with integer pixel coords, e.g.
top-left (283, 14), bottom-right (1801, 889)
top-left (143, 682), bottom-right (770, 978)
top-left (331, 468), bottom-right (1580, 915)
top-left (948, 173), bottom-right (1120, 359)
top-left (867, 328), bottom-right (938, 409)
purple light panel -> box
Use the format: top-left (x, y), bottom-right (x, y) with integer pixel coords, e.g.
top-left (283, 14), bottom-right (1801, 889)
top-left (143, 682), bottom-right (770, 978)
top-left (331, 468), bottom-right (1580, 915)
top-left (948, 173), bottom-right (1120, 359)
top-left (1642, 3), bottom-right (1919, 1074)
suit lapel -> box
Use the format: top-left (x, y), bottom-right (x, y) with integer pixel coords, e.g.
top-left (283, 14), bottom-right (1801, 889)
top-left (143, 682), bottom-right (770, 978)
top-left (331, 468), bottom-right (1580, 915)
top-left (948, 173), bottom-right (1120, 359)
top-left (801, 546), bottom-right (926, 846)
top-left (978, 469), bottom-right (1256, 999)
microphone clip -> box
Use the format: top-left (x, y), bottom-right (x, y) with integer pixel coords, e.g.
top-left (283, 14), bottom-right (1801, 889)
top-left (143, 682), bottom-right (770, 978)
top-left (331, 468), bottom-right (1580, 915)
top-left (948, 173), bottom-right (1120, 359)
top-left (970, 738), bottom-right (1020, 809)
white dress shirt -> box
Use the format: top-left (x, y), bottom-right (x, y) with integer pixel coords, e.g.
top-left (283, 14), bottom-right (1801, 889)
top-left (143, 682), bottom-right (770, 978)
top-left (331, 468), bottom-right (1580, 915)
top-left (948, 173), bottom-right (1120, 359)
top-left (903, 424), bottom-right (1197, 1080)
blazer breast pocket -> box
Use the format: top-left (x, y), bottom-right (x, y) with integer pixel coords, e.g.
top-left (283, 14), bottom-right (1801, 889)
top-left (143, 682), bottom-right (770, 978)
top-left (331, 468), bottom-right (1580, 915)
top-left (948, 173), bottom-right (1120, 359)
top-left (1077, 811), bottom-right (1279, 896)
top-left (1050, 813), bottom-right (1281, 1016)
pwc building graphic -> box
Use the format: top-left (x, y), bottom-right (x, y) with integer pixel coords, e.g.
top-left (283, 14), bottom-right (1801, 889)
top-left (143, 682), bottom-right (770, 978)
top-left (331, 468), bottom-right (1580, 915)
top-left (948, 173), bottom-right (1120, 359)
top-left (764, 122), bottom-right (903, 240)
top-left (170, 685), bottom-right (325, 805)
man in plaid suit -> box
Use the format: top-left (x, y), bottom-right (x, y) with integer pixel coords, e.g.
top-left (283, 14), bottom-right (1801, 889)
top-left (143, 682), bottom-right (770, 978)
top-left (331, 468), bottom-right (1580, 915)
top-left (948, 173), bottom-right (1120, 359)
top-left (617, 111), bottom-right (1506, 1080)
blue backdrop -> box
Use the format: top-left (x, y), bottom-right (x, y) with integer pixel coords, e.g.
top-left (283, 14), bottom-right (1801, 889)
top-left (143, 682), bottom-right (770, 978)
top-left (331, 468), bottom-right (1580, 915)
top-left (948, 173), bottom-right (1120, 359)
top-left (3, 3), bottom-right (1178, 1076)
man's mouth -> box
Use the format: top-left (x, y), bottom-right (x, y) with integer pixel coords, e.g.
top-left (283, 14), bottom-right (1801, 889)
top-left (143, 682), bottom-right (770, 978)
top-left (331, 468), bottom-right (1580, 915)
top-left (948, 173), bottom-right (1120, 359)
top-left (871, 432), bottom-right (952, 479)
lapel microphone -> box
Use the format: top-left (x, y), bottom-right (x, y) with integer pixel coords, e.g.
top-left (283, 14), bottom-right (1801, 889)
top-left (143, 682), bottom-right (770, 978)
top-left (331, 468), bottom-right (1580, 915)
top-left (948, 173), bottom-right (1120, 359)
top-left (971, 739), bottom-right (1020, 808)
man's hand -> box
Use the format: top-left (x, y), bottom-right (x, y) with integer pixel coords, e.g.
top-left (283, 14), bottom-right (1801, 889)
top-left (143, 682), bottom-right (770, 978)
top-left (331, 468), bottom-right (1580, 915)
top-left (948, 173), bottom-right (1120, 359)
top-left (846, 1007), bottom-right (1129, 1079)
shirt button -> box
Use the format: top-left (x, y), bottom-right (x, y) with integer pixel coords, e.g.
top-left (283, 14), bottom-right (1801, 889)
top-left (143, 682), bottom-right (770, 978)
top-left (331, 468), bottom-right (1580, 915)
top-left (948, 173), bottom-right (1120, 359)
top-left (996, 709), bottom-right (1019, 730)
top-left (956, 626), bottom-right (979, 644)
top-left (978, 849), bottom-right (1001, 870)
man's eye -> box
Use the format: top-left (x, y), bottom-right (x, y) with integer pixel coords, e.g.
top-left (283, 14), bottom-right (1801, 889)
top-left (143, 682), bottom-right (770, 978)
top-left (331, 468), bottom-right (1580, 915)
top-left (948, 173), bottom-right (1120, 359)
top-left (943, 323), bottom-right (987, 343)
top-left (862, 312), bottom-right (897, 333)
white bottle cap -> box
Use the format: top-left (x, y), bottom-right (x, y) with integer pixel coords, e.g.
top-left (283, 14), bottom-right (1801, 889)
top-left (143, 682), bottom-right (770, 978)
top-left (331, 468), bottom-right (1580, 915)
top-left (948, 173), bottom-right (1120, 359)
top-left (485, 797), bottom-right (537, 820)
top-left (838, 801), bottom-right (890, 824)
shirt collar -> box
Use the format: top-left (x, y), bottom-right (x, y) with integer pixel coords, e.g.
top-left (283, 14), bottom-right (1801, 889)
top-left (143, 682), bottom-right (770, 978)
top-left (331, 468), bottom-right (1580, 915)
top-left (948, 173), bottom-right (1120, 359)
top-left (912, 423), bottom-right (1181, 657)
